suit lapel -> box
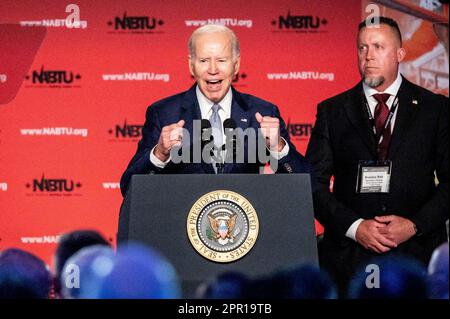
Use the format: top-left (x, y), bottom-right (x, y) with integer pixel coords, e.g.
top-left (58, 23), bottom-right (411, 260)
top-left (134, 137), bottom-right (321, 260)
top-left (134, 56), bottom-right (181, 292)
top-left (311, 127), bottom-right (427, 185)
top-left (230, 87), bottom-right (250, 131)
top-left (181, 85), bottom-right (201, 125)
top-left (181, 85), bottom-right (215, 174)
top-left (223, 88), bottom-right (250, 174)
top-left (344, 83), bottom-right (378, 157)
top-left (388, 78), bottom-right (419, 159)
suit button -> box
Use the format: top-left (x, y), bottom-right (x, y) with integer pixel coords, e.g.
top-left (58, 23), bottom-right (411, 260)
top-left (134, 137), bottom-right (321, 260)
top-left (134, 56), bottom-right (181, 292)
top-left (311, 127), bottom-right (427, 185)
top-left (381, 204), bottom-right (387, 212)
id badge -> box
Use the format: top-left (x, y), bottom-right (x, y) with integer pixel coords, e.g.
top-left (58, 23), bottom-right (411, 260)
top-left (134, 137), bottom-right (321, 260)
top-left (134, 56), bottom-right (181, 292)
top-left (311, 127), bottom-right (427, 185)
top-left (356, 160), bottom-right (392, 193)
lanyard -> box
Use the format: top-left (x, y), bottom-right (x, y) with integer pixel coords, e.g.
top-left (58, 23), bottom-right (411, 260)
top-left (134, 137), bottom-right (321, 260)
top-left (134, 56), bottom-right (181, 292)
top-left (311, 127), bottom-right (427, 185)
top-left (364, 95), bottom-right (399, 144)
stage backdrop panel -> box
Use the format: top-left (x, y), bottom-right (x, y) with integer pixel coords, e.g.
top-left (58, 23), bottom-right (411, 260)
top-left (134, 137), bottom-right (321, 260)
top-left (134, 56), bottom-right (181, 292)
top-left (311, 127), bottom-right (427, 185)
top-left (2, 0), bottom-right (447, 267)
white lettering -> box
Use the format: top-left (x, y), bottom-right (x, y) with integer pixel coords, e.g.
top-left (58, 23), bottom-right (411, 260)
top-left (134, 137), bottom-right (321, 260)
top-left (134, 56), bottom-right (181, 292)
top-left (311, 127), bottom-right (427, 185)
top-left (65, 264), bottom-right (80, 289)
top-left (365, 264), bottom-right (380, 289)
top-left (365, 4), bottom-right (380, 27)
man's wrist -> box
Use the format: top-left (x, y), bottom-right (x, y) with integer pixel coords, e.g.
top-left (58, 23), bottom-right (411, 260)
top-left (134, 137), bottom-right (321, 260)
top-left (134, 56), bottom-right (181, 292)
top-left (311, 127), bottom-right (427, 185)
top-left (277, 138), bottom-right (286, 152)
top-left (267, 138), bottom-right (285, 152)
top-left (154, 145), bottom-right (169, 162)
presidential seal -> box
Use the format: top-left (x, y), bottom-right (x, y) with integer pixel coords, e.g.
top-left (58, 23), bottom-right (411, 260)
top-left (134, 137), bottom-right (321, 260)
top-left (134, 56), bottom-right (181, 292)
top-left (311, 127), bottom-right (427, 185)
top-left (187, 190), bottom-right (259, 263)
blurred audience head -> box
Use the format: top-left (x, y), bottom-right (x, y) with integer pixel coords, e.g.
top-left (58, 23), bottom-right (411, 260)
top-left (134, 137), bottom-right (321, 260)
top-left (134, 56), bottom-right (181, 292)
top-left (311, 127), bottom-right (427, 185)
top-left (54, 229), bottom-right (110, 294)
top-left (196, 271), bottom-right (250, 299)
top-left (252, 263), bottom-right (337, 299)
top-left (60, 245), bottom-right (116, 299)
top-left (348, 255), bottom-right (428, 299)
top-left (97, 242), bottom-right (181, 299)
top-left (0, 248), bottom-right (52, 299)
top-left (427, 242), bottom-right (449, 299)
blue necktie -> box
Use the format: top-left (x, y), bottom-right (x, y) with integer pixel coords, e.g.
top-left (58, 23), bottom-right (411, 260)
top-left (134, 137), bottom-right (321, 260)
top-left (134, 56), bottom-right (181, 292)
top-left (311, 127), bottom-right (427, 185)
top-left (209, 104), bottom-right (222, 173)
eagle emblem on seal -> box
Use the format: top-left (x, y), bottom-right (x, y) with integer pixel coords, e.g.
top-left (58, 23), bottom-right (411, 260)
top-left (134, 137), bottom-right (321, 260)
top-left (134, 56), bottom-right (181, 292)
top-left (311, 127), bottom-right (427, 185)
top-left (207, 213), bottom-right (240, 245)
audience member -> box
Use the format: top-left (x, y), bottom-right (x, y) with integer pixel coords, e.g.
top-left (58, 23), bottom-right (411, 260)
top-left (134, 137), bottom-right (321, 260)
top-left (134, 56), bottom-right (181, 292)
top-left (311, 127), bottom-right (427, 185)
top-left (0, 248), bottom-right (52, 299)
top-left (196, 271), bottom-right (250, 299)
top-left (347, 255), bottom-right (428, 299)
top-left (60, 245), bottom-right (116, 299)
top-left (97, 242), bottom-right (181, 299)
top-left (427, 242), bottom-right (449, 299)
top-left (53, 229), bottom-right (111, 296)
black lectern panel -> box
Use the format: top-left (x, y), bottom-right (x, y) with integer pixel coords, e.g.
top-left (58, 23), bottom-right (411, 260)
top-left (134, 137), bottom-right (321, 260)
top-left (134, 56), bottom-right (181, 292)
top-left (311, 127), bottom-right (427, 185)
top-left (118, 174), bottom-right (317, 297)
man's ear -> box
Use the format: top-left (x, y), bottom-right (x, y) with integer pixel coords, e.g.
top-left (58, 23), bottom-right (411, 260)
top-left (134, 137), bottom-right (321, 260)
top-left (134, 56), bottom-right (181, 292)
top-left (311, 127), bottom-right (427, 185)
top-left (233, 56), bottom-right (241, 76)
top-left (397, 47), bottom-right (406, 63)
top-left (188, 56), bottom-right (194, 76)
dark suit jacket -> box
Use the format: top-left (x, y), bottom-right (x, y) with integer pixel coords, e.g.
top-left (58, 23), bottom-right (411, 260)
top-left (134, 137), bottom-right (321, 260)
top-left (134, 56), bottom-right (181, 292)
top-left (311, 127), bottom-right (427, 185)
top-left (120, 85), bottom-right (311, 196)
top-left (306, 77), bottom-right (448, 282)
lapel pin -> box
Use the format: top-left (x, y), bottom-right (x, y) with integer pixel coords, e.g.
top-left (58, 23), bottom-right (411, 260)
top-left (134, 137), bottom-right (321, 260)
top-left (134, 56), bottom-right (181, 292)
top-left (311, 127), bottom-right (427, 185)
top-left (241, 118), bottom-right (248, 122)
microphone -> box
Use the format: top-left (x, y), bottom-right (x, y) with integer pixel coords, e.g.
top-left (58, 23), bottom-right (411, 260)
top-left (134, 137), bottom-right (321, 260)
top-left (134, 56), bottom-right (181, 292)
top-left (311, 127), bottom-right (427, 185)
top-left (200, 119), bottom-right (212, 149)
top-left (200, 119), bottom-right (212, 137)
top-left (223, 118), bottom-right (237, 132)
top-left (199, 119), bottom-right (214, 163)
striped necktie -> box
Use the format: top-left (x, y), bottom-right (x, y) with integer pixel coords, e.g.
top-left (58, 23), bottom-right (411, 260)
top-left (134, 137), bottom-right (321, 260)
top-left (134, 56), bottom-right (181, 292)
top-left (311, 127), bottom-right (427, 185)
top-left (209, 103), bottom-right (223, 173)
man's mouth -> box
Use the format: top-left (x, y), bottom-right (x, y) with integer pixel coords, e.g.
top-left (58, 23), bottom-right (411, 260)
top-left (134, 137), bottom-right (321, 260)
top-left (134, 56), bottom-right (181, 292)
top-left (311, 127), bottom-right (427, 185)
top-left (205, 79), bottom-right (223, 91)
top-left (364, 66), bottom-right (378, 74)
top-left (206, 80), bottom-right (223, 85)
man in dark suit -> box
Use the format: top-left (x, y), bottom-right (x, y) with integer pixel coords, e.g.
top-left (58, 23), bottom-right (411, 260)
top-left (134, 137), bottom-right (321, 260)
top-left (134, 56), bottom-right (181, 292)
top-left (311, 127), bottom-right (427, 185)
top-left (306, 16), bottom-right (448, 293)
top-left (121, 24), bottom-right (310, 197)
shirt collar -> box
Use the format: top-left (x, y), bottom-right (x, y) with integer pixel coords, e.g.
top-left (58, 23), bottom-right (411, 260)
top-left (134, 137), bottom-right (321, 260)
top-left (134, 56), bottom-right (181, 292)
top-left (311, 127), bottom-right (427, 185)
top-left (196, 85), bottom-right (232, 119)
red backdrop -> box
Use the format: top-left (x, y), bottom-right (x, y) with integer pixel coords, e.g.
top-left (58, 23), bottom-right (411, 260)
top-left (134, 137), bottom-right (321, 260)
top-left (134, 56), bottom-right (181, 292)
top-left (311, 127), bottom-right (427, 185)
top-left (0, 0), bottom-right (363, 267)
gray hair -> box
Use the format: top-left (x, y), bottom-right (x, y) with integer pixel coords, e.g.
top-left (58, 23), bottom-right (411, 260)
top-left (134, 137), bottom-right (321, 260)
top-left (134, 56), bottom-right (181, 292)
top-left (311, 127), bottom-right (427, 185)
top-left (188, 24), bottom-right (240, 60)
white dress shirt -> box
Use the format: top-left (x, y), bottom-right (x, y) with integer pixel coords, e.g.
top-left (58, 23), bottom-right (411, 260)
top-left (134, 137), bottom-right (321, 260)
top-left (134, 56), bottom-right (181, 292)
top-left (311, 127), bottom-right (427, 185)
top-left (346, 73), bottom-right (403, 241)
top-left (150, 86), bottom-right (289, 168)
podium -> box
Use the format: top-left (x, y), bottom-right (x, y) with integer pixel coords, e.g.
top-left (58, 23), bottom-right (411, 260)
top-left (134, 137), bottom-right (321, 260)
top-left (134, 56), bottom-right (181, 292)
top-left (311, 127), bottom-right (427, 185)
top-left (118, 174), bottom-right (318, 297)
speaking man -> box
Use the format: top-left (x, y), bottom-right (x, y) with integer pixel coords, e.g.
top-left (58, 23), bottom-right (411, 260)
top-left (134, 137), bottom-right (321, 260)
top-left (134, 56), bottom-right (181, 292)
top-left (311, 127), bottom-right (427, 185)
top-left (120, 24), bottom-right (310, 197)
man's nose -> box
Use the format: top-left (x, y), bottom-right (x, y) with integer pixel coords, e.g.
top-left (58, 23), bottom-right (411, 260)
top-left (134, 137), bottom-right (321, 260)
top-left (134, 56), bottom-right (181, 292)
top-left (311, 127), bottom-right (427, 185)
top-left (208, 61), bottom-right (218, 74)
top-left (366, 47), bottom-right (375, 60)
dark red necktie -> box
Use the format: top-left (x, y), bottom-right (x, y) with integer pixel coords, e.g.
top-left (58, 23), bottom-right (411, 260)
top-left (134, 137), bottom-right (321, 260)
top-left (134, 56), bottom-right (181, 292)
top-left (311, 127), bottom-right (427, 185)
top-left (373, 93), bottom-right (391, 160)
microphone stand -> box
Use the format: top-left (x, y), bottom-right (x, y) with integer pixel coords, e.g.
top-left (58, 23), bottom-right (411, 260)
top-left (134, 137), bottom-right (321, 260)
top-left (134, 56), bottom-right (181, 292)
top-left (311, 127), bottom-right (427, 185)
top-left (216, 144), bottom-right (225, 174)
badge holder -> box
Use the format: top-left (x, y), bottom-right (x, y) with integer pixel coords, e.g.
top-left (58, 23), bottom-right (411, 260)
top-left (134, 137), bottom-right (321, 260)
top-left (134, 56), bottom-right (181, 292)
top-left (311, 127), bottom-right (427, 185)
top-left (356, 160), bottom-right (392, 193)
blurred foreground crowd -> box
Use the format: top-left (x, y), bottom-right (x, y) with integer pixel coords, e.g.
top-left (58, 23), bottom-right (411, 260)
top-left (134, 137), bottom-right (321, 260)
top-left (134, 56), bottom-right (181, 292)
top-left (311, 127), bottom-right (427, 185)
top-left (0, 230), bottom-right (448, 299)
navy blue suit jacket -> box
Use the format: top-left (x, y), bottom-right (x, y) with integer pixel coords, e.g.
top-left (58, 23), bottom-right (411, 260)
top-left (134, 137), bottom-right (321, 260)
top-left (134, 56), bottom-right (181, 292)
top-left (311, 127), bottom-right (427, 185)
top-left (120, 85), bottom-right (311, 196)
